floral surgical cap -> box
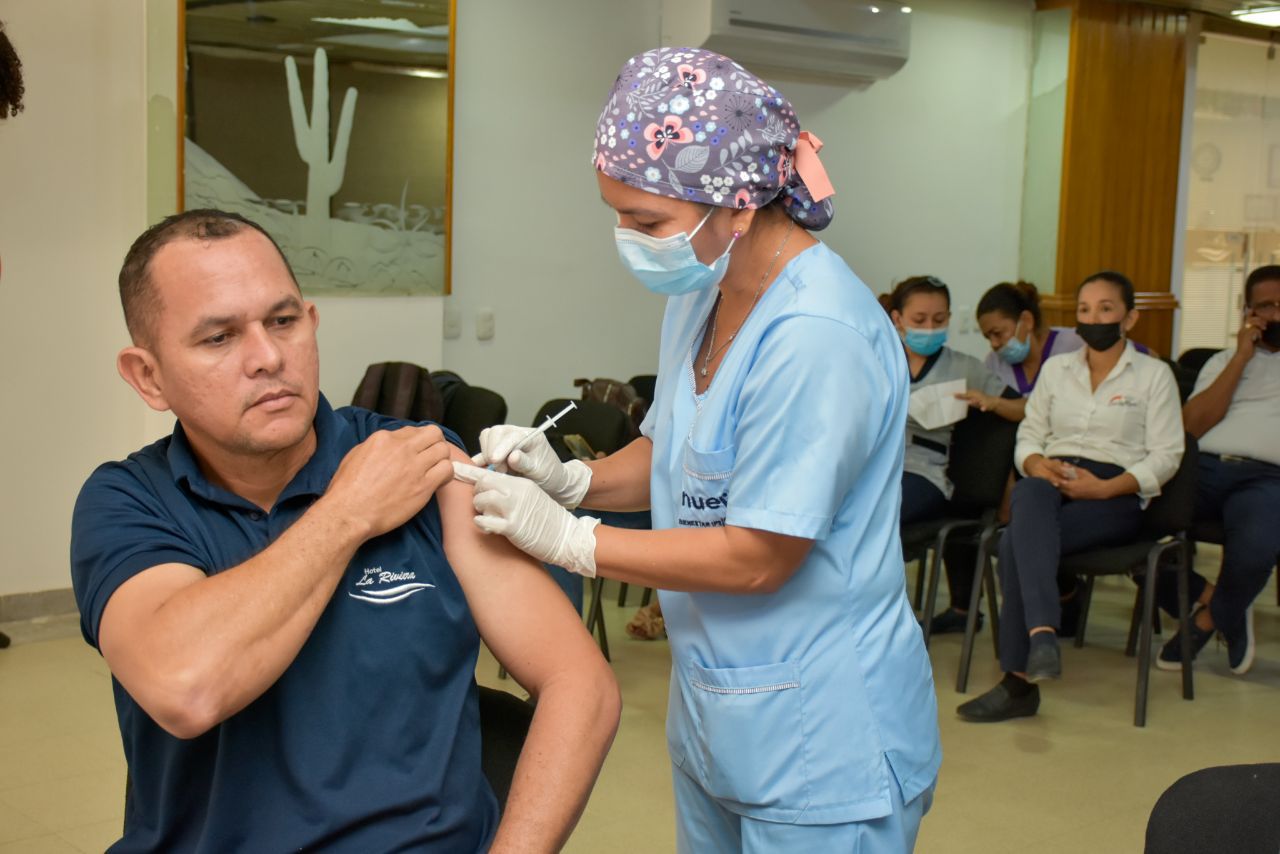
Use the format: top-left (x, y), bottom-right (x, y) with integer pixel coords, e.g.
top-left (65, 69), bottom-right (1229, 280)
top-left (593, 46), bottom-right (835, 230)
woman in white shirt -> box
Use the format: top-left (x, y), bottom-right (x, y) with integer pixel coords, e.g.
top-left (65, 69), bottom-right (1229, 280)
top-left (957, 271), bottom-right (1184, 723)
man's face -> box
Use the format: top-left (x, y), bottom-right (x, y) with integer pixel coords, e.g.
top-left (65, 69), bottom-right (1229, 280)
top-left (1248, 279), bottom-right (1280, 351)
top-left (139, 230), bottom-right (320, 459)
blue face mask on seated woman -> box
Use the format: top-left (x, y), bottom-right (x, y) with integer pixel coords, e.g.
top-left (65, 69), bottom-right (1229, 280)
top-left (903, 327), bottom-right (948, 357)
top-left (615, 208), bottom-right (737, 296)
top-left (997, 320), bottom-right (1031, 364)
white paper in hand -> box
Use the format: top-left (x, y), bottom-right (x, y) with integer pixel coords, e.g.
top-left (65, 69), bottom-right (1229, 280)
top-left (908, 379), bottom-right (968, 430)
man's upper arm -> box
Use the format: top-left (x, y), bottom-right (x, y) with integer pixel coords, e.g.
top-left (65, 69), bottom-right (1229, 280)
top-left (71, 465), bottom-right (208, 649)
top-left (436, 448), bottom-right (604, 692)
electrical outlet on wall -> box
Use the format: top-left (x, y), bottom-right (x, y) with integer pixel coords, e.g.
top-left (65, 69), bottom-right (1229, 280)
top-left (442, 305), bottom-right (462, 340)
top-left (476, 308), bottom-right (495, 341)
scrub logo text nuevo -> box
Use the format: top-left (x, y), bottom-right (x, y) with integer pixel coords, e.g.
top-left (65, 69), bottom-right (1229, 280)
top-left (678, 490), bottom-right (728, 527)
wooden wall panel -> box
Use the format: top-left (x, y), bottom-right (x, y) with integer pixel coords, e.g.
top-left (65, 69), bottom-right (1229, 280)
top-left (1042, 0), bottom-right (1188, 356)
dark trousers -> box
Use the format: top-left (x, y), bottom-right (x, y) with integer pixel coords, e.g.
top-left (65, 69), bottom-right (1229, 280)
top-left (1157, 454), bottom-right (1280, 637)
top-left (997, 460), bottom-right (1142, 673)
top-left (901, 472), bottom-right (947, 525)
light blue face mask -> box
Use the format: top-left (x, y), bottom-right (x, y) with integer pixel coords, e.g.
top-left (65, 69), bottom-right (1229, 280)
top-left (997, 319), bottom-right (1031, 364)
top-left (903, 326), bottom-right (948, 357)
top-left (614, 208), bottom-right (735, 296)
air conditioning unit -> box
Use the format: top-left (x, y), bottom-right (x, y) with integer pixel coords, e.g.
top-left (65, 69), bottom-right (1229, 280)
top-left (660, 0), bottom-right (912, 89)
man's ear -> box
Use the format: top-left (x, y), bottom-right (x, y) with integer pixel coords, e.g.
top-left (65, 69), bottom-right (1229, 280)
top-left (117, 346), bottom-right (172, 413)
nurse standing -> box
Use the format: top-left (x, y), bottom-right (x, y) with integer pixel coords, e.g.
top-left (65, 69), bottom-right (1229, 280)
top-left (460, 48), bottom-right (940, 851)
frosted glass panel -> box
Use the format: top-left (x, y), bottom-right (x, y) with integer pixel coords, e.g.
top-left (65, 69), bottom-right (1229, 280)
top-left (182, 1), bottom-right (451, 296)
top-left (1180, 33), bottom-right (1280, 350)
top-left (1018, 7), bottom-right (1069, 293)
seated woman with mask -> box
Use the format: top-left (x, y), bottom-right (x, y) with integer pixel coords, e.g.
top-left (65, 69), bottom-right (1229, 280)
top-left (957, 271), bottom-right (1183, 723)
top-left (977, 281), bottom-right (1085, 397)
top-left (931, 281), bottom-right (1086, 635)
top-left (890, 276), bottom-right (1020, 526)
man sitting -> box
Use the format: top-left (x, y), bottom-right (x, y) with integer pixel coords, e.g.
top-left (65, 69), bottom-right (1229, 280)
top-left (1159, 264), bottom-right (1280, 675)
top-left (71, 210), bottom-right (620, 851)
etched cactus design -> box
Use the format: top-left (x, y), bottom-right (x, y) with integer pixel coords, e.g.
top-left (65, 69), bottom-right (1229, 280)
top-left (284, 48), bottom-right (357, 247)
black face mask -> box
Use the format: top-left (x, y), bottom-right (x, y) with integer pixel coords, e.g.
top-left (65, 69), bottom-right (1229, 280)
top-left (1076, 322), bottom-right (1124, 352)
top-left (1262, 321), bottom-right (1280, 349)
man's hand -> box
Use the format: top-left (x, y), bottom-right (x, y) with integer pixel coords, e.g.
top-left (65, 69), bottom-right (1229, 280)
top-left (325, 425), bottom-right (454, 539)
top-left (1234, 313), bottom-right (1265, 364)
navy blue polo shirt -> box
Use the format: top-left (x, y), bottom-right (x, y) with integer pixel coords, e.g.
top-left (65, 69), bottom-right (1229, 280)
top-left (70, 395), bottom-right (498, 852)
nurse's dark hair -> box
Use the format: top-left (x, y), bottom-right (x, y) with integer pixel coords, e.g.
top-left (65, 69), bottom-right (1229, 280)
top-left (977, 281), bottom-right (1043, 330)
top-left (1245, 264), bottom-right (1280, 306)
top-left (0, 21), bottom-right (24, 118)
top-left (118, 209), bottom-right (299, 346)
top-left (889, 276), bottom-right (951, 313)
top-left (1076, 270), bottom-right (1135, 311)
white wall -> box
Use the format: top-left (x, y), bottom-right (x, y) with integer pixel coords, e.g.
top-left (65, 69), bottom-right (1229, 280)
top-left (444, 0), bottom-right (1033, 423)
top-left (0, 0), bottom-right (1033, 597)
top-left (0, 0), bottom-right (152, 597)
top-left (445, 0), bottom-right (666, 425)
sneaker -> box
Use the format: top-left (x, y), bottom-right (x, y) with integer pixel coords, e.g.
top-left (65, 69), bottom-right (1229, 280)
top-left (1156, 605), bottom-right (1214, 671)
top-left (1226, 606), bottom-right (1256, 676)
top-left (1025, 632), bottom-right (1062, 683)
top-left (957, 676), bottom-right (1040, 723)
top-left (929, 608), bottom-right (983, 635)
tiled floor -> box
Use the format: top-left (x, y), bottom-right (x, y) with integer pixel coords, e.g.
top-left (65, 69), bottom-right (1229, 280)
top-left (2, 545), bottom-right (1278, 853)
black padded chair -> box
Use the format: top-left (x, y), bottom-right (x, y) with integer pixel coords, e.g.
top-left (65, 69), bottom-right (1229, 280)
top-left (903, 410), bottom-right (1019, 648)
top-left (627, 374), bottom-right (657, 406)
top-left (477, 685), bottom-right (535, 811)
top-left (1162, 357), bottom-right (1197, 404)
top-left (442, 385), bottom-right (508, 457)
top-left (1177, 347), bottom-right (1223, 377)
top-left (351, 361), bottom-right (444, 423)
top-left (1145, 763), bottom-right (1280, 854)
top-left (957, 435), bottom-right (1200, 727)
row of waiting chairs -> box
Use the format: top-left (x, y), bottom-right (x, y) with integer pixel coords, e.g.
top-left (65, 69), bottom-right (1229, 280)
top-left (908, 347), bottom-right (1269, 727)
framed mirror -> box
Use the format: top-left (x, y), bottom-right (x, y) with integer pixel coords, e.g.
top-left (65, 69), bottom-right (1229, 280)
top-left (181, 0), bottom-right (454, 295)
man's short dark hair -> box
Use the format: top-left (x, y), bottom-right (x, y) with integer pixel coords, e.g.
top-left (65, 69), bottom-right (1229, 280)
top-left (119, 209), bottom-right (298, 345)
top-left (1245, 265), bottom-right (1280, 307)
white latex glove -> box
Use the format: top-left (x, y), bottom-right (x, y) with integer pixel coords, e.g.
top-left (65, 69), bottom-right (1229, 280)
top-left (472, 425), bottom-right (592, 509)
top-left (453, 463), bottom-right (600, 577)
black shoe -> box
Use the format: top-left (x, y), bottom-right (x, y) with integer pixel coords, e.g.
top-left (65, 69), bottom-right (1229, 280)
top-left (929, 608), bottom-right (983, 635)
top-left (957, 677), bottom-right (1040, 723)
top-left (1025, 632), bottom-right (1061, 683)
top-left (1156, 605), bottom-right (1214, 672)
top-left (1226, 606), bottom-right (1256, 676)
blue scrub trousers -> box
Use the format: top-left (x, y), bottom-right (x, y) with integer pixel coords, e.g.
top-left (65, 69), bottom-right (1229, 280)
top-left (997, 460), bottom-right (1142, 673)
top-left (673, 764), bottom-right (934, 853)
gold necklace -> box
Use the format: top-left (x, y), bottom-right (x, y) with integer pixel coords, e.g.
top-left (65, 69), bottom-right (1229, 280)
top-left (701, 221), bottom-right (796, 378)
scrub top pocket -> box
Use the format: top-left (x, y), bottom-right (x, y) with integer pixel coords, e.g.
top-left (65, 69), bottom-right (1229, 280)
top-left (676, 441), bottom-right (735, 529)
top-left (680, 659), bottom-right (810, 812)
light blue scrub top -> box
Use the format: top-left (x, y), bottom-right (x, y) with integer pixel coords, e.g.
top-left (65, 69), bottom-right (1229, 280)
top-left (641, 242), bottom-right (942, 825)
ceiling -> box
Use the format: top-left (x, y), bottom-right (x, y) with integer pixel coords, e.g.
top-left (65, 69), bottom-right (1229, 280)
top-left (185, 0), bottom-right (451, 69)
